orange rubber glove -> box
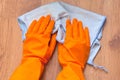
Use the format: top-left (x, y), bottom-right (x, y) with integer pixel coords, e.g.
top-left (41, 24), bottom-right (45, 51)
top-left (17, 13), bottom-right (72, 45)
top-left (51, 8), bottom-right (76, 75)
top-left (10, 15), bottom-right (56, 80)
top-left (57, 19), bottom-right (90, 80)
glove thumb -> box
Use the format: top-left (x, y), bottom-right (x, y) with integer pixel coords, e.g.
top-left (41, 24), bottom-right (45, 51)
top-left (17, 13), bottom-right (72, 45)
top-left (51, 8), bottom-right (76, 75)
top-left (44, 33), bottom-right (57, 62)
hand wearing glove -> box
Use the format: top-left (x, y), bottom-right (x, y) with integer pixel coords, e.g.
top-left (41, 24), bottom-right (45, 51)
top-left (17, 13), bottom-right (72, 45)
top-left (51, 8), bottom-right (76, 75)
top-left (57, 19), bottom-right (90, 80)
top-left (10, 15), bottom-right (56, 80)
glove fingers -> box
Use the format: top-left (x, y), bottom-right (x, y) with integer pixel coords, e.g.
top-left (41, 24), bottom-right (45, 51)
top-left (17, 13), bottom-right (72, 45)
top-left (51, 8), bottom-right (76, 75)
top-left (78, 21), bottom-right (85, 41)
top-left (45, 33), bottom-right (57, 60)
top-left (65, 19), bottom-right (72, 40)
top-left (33, 16), bottom-right (45, 33)
top-left (84, 27), bottom-right (90, 46)
top-left (44, 20), bottom-right (55, 34)
top-left (72, 18), bottom-right (79, 38)
top-left (39, 15), bottom-right (51, 34)
top-left (27, 20), bottom-right (37, 34)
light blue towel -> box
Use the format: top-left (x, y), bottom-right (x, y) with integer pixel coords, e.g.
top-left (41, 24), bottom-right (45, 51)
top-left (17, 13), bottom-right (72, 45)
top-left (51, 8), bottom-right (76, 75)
top-left (18, 2), bottom-right (107, 72)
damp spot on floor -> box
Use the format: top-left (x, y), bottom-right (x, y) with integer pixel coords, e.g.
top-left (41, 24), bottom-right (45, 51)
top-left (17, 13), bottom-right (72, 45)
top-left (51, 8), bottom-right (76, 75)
top-left (109, 33), bottom-right (120, 51)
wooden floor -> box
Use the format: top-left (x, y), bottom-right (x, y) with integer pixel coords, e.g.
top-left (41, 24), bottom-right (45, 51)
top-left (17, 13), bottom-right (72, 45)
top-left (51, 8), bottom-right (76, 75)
top-left (0, 0), bottom-right (120, 80)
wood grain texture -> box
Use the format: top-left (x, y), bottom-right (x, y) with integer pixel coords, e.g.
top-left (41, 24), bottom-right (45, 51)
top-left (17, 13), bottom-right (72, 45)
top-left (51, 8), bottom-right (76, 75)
top-left (0, 0), bottom-right (120, 80)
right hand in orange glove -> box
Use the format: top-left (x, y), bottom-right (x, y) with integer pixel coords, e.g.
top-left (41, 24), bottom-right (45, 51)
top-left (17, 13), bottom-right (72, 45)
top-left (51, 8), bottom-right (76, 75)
top-left (10, 15), bottom-right (56, 80)
top-left (57, 19), bottom-right (90, 80)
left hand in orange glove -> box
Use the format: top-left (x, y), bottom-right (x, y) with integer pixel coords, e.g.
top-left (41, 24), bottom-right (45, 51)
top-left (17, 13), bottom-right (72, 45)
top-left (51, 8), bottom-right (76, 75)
top-left (10, 15), bottom-right (56, 80)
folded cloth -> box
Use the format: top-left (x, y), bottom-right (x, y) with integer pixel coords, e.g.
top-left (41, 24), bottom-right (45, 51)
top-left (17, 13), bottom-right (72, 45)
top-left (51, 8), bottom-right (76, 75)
top-left (18, 1), bottom-right (107, 72)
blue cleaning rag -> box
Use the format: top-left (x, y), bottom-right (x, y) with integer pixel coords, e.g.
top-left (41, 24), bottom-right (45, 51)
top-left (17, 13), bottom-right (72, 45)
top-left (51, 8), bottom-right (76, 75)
top-left (18, 1), bottom-right (108, 72)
